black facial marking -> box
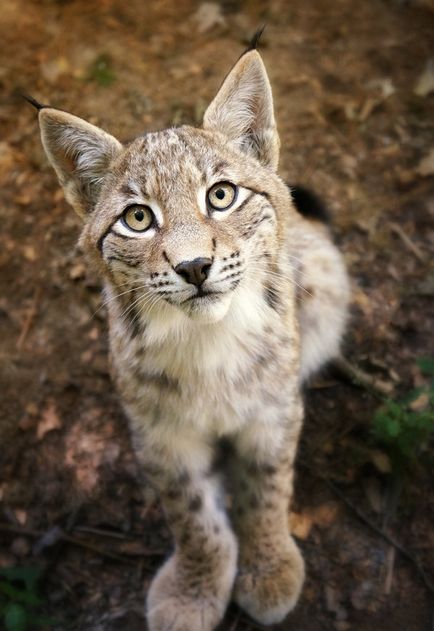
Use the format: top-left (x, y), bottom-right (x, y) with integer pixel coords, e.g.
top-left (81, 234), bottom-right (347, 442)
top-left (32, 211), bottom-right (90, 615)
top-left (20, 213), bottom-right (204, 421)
top-left (106, 254), bottom-right (140, 268)
top-left (120, 183), bottom-right (137, 198)
top-left (211, 160), bottom-right (229, 176)
top-left (97, 225), bottom-right (113, 252)
top-left (162, 251), bottom-right (173, 268)
top-left (264, 283), bottom-right (281, 312)
top-left (233, 191), bottom-right (254, 213)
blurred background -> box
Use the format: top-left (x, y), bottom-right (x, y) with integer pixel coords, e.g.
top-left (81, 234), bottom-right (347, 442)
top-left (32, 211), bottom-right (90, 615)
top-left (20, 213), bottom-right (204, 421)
top-left (0, 0), bottom-right (433, 629)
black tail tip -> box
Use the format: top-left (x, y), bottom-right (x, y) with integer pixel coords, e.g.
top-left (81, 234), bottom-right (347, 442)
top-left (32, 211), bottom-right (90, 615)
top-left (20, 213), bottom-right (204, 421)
top-left (21, 93), bottom-right (46, 111)
top-left (289, 185), bottom-right (331, 224)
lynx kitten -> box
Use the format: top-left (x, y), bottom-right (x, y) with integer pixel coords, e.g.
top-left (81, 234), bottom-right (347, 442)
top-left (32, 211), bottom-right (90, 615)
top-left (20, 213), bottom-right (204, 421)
top-left (32, 39), bottom-right (350, 631)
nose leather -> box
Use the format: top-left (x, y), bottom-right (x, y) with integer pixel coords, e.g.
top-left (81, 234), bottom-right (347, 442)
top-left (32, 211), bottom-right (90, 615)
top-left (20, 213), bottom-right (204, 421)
top-left (175, 257), bottom-right (212, 287)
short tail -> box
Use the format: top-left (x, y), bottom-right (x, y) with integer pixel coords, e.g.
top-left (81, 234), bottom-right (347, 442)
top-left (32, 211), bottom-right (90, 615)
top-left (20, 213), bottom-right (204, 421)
top-left (289, 185), bottom-right (331, 224)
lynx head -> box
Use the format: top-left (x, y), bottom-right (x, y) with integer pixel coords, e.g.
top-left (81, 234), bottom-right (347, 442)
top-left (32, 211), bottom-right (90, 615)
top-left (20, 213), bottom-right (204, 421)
top-left (36, 45), bottom-right (295, 325)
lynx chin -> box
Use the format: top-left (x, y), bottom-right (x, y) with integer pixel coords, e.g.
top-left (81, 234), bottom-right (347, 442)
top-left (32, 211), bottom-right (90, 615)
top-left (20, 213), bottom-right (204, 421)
top-left (32, 37), bottom-right (350, 631)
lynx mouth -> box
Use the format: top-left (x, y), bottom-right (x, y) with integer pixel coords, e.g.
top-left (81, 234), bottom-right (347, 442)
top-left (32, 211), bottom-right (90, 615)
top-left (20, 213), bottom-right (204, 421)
top-left (184, 289), bottom-right (223, 303)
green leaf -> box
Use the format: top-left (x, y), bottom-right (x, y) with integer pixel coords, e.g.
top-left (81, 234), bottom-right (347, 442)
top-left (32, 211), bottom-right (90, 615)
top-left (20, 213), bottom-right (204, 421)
top-left (0, 567), bottom-right (43, 593)
top-left (417, 357), bottom-right (434, 376)
top-left (0, 582), bottom-right (41, 606)
top-left (4, 603), bottom-right (27, 631)
top-left (88, 54), bottom-right (116, 87)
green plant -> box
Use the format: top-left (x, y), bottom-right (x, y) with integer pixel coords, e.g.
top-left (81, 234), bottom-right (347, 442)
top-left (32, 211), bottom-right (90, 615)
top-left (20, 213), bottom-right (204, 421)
top-left (372, 358), bottom-right (434, 471)
top-left (0, 566), bottom-right (53, 630)
top-left (88, 53), bottom-right (116, 87)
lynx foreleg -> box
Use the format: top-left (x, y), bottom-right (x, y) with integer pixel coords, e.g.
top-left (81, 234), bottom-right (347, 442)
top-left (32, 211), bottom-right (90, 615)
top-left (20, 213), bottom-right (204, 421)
top-left (134, 429), bottom-right (237, 631)
top-left (231, 413), bottom-right (305, 625)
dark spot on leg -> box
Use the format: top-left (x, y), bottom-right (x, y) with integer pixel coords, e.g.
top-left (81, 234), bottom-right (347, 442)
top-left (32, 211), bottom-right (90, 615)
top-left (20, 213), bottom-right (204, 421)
top-left (178, 471), bottom-right (190, 485)
top-left (189, 495), bottom-right (202, 512)
top-left (262, 464), bottom-right (277, 476)
top-left (166, 487), bottom-right (182, 500)
top-left (249, 494), bottom-right (260, 509)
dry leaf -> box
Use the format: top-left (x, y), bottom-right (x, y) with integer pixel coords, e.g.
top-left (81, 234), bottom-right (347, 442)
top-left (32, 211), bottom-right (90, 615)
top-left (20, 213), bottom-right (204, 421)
top-left (14, 509), bottom-right (27, 526)
top-left (363, 477), bottom-right (383, 513)
top-left (309, 501), bottom-right (340, 528)
top-left (409, 391), bottom-right (430, 412)
top-left (414, 59), bottom-right (434, 97)
top-left (69, 263), bottom-right (86, 280)
top-left (22, 245), bottom-right (37, 262)
top-left (192, 3), bottom-right (226, 33)
top-left (416, 149), bottom-right (434, 177)
top-left (369, 449), bottom-right (392, 474)
top-left (36, 400), bottom-right (62, 440)
top-left (289, 511), bottom-right (313, 540)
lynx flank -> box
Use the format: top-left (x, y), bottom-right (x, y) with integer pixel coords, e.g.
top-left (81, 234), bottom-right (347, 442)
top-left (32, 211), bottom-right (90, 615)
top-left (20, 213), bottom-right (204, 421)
top-left (32, 39), bottom-right (350, 631)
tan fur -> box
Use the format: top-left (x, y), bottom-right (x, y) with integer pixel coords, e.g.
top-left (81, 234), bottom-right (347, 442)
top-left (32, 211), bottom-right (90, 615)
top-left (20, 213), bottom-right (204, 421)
top-left (36, 48), bottom-right (350, 630)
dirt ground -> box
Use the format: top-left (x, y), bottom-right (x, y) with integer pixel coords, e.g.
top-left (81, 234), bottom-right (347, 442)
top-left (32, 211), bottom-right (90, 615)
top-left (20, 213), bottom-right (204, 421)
top-left (0, 0), bottom-right (433, 629)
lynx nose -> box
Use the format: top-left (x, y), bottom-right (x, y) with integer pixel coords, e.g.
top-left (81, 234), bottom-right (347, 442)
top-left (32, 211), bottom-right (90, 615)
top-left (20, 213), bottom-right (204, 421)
top-left (175, 257), bottom-right (212, 287)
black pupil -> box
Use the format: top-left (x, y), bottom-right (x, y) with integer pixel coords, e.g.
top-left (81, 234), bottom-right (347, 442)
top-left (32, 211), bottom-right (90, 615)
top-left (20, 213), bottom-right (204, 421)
top-left (134, 208), bottom-right (145, 222)
top-left (215, 188), bottom-right (226, 200)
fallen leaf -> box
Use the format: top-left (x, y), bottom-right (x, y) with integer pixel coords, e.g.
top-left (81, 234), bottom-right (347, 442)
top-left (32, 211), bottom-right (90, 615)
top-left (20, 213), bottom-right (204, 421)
top-left (36, 400), bottom-right (62, 440)
top-left (366, 77), bottom-right (396, 99)
top-left (309, 501), bottom-right (340, 528)
top-left (416, 149), bottom-right (434, 177)
top-left (409, 391), bottom-right (430, 412)
top-left (414, 59), bottom-right (434, 97)
top-left (289, 511), bottom-right (313, 540)
top-left (69, 263), bottom-right (86, 280)
top-left (14, 509), bottom-right (27, 526)
top-left (192, 2), bottom-right (226, 33)
top-left (363, 477), bottom-right (383, 513)
top-left (369, 450), bottom-right (392, 474)
top-left (22, 245), bottom-right (37, 262)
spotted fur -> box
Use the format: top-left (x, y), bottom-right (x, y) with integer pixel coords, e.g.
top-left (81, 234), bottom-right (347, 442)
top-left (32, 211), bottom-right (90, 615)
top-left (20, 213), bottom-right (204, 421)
top-left (35, 48), bottom-right (350, 630)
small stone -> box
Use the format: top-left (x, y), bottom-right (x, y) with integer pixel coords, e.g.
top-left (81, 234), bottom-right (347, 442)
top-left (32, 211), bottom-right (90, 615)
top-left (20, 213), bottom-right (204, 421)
top-left (11, 537), bottom-right (30, 558)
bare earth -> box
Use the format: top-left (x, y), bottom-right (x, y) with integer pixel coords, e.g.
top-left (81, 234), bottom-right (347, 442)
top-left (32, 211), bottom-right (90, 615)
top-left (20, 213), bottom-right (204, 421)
top-left (0, 1), bottom-right (433, 629)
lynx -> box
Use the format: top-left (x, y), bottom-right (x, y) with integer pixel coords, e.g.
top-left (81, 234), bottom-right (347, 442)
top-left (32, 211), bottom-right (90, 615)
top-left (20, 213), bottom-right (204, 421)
top-left (31, 37), bottom-right (350, 631)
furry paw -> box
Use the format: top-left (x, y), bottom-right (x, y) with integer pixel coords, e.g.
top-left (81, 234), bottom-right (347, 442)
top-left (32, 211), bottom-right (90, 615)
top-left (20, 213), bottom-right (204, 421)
top-left (146, 551), bottom-right (236, 631)
top-left (234, 535), bottom-right (305, 626)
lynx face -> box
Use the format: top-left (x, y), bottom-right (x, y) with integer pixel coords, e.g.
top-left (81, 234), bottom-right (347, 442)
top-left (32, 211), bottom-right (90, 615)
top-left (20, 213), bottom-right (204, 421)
top-left (88, 127), bottom-right (279, 323)
top-left (36, 49), bottom-right (287, 325)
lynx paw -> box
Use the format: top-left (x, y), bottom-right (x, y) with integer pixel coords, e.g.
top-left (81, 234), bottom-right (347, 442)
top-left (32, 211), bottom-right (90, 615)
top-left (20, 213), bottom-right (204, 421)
top-left (146, 552), bottom-right (236, 631)
top-left (234, 536), bottom-right (305, 626)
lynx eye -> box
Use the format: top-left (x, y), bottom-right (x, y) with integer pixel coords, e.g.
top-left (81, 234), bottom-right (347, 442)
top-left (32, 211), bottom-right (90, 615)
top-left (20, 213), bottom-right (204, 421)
top-left (207, 182), bottom-right (237, 211)
top-left (122, 205), bottom-right (153, 232)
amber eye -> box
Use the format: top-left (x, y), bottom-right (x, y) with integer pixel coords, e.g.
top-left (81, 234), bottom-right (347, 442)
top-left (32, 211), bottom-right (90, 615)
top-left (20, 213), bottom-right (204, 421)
top-left (207, 182), bottom-right (237, 211)
top-left (122, 205), bottom-right (153, 232)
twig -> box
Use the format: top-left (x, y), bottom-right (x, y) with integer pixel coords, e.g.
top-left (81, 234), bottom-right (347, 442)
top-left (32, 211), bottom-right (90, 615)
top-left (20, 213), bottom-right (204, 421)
top-left (73, 525), bottom-right (133, 540)
top-left (228, 609), bottom-right (241, 631)
top-left (384, 545), bottom-right (395, 595)
top-left (0, 522), bottom-right (135, 565)
top-left (333, 355), bottom-right (394, 397)
top-left (16, 287), bottom-right (42, 350)
top-left (313, 474), bottom-right (434, 595)
top-left (390, 222), bottom-right (426, 263)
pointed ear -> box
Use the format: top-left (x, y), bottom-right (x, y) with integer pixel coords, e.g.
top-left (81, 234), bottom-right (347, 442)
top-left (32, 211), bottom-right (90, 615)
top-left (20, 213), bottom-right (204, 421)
top-left (38, 108), bottom-right (122, 217)
top-left (203, 50), bottom-right (280, 170)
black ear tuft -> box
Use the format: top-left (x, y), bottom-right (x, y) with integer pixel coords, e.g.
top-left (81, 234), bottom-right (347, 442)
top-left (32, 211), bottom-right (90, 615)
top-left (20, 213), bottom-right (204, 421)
top-left (244, 25), bottom-right (266, 54)
top-left (22, 93), bottom-right (47, 111)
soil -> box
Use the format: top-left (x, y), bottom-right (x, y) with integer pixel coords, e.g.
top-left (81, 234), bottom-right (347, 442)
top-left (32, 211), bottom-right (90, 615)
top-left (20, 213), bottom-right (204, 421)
top-left (0, 0), bottom-right (433, 630)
